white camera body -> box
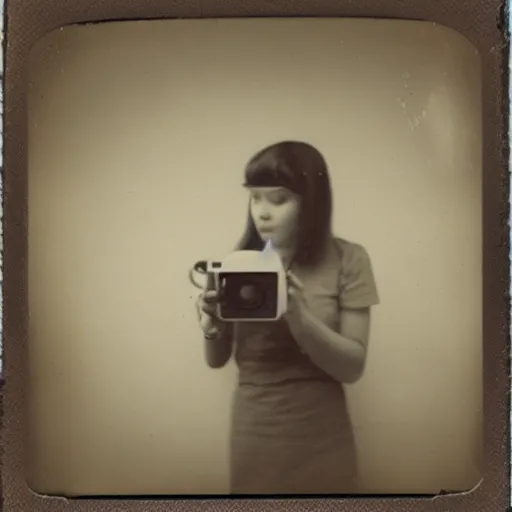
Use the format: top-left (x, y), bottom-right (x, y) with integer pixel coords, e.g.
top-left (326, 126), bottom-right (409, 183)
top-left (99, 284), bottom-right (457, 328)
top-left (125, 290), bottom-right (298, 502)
top-left (205, 247), bottom-right (288, 322)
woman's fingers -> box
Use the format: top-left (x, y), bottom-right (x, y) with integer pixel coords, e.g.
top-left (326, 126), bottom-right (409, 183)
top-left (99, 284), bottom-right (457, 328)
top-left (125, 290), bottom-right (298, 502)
top-left (201, 302), bottom-right (217, 316)
top-left (203, 290), bottom-right (219, 303)
top-left (286, 270), bottom-right (304, 290)
top-left (198, 290), bottom-right (219, 317)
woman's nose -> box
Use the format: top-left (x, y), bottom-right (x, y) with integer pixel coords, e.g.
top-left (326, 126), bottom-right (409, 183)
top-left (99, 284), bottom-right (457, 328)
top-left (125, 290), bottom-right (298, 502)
top-left (257, 207), bottom-right (272, 221)
top-left (252, 199), bottom-right (272, 221)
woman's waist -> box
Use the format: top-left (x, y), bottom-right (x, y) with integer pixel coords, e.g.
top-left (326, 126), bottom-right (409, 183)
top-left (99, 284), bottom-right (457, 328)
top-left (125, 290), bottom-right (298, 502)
top-left (235, 376), bottom-right (344, 398)
top-left (237, 371), bottom-right (334, 387)
top-left (235, 354), bottom-right (334, 386)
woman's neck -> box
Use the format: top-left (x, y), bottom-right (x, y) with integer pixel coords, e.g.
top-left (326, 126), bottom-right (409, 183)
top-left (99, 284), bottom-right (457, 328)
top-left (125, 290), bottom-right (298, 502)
top-left (273, 244), bottom-right (296, 269)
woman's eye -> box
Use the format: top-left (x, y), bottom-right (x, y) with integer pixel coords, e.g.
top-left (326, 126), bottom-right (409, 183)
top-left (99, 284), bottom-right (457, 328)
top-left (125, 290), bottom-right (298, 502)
top-left (250, 191), bottom-right (289, 205)
top-left (270, 194), bottom-right (287, 205)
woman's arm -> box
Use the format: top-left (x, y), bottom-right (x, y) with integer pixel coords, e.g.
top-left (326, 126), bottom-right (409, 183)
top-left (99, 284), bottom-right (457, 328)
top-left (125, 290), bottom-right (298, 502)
top-left (289, 307), bottom-right (371, 383)
top-left (284, 240), bottom-right (378, 384)
top-left (289, 307), bottom-right (371, 384)
top-left (204, 323), bottom-right (234, 369)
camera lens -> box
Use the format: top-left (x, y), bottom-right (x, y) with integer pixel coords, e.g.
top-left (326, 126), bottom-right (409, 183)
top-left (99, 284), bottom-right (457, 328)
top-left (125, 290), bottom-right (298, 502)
top-left (238, 281), bottom-right (264, 309)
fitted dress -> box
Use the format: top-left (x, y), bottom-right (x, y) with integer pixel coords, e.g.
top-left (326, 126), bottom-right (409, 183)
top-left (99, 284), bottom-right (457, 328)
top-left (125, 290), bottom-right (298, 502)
top-left (229, 237), bottom-right (380, 495)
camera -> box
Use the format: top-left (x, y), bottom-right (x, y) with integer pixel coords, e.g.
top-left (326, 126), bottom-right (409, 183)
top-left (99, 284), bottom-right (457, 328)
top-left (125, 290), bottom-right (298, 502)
top-left (190, 245), bottom-right (287, 322)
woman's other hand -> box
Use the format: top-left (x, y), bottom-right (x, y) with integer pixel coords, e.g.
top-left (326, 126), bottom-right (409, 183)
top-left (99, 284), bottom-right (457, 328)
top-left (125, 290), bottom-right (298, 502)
top-left (283, 270), bottom-right (311, 328)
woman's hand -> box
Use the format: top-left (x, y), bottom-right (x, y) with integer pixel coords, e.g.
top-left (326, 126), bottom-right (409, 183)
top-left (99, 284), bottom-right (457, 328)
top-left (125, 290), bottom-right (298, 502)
top-left (283, 270), bottom-right (311, 328)
top-left (196, 289), bottom-right (223, 337)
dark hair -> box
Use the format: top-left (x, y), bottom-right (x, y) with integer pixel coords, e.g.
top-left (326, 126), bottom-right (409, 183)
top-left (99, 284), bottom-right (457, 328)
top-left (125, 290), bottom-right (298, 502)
top-left (236, 140), bottom-right (333, 266)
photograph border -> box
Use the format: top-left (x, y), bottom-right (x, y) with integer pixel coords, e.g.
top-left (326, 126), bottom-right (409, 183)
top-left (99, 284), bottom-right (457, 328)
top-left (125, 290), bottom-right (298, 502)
top-left (2, 0), bottom-right (509, 510)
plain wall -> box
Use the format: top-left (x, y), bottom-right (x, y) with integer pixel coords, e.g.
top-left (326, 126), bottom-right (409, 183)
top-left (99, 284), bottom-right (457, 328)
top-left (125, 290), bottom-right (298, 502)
top-left (26, 18), bottom-right (483, 496)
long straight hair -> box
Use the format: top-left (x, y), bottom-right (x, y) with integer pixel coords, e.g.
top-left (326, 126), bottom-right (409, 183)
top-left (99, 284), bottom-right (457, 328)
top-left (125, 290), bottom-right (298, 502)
top-left (236, 141), bottom-right (334, 266)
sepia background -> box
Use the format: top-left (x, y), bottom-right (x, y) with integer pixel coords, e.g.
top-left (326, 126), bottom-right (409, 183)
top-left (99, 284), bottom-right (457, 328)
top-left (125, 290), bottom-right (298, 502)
top-left (27, 18), bottom-right (482, 496)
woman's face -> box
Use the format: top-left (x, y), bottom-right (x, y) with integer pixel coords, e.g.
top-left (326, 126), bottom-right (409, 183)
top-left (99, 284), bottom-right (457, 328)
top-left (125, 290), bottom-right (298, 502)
top-left (248, 186), bottom-right (301, 249)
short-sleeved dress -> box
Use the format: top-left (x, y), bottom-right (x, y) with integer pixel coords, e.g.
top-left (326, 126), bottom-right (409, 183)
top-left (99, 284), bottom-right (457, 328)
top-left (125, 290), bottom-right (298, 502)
top-left (229, 237), bottom-right (379, 495)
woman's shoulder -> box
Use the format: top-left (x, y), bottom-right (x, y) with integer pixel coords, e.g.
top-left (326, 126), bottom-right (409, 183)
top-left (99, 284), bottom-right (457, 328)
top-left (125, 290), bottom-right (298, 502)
top-left (331, 236), bottom-right (372, 267)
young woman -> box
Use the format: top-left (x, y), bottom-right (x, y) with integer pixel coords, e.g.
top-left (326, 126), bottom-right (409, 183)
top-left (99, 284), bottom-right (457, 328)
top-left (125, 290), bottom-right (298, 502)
top-left (195, 140), bottom-right (379, 495)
